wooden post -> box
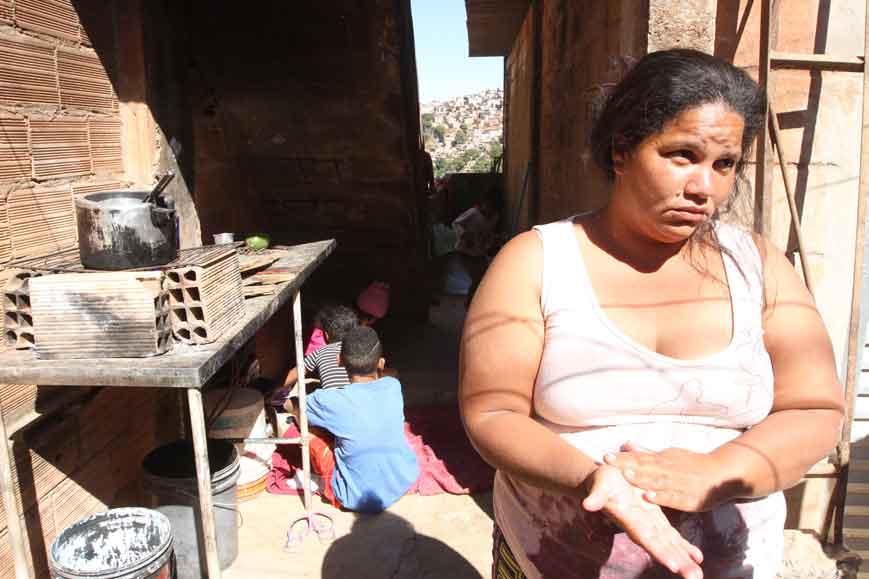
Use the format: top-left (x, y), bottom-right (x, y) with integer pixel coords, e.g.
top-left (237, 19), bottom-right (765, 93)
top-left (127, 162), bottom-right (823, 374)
top-left (754, 0), bottom-right (775, 234)
top-left (292, 290), bottom-right (312, 514)
top-left (0, 403), bottom-right (33, 579)
top-left (837, 0), bottom-right (869, 471)
top-left (767, 100), bottom-right (816, 296)
top-left (187, 389), bottom-right (222, 578)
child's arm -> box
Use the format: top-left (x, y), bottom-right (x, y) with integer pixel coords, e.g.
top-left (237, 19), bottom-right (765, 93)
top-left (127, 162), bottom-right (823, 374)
top-left (285, 396), bottom-right (331, 438)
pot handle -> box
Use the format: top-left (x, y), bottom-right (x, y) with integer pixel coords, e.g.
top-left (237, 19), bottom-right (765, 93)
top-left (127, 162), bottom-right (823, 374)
top-left (151, 207), bottom-right (174, 227)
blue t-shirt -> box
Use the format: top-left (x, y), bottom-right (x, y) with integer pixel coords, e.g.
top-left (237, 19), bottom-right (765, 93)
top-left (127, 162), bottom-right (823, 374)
top-left (305, 376), bottom-right (420, 512)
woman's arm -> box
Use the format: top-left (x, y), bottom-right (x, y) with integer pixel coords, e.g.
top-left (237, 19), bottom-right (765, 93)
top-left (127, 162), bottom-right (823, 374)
top-left (460, 231), bottom-right (598, 493)
top-left (461, 231), bottom-right (703, 577)
top-left (606, 237), bottom-right (844, 511)
top-left (710, 237), bottom-right (844, 494)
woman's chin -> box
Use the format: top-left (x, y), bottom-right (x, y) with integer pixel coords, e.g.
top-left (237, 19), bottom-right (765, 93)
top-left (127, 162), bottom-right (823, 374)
top-left (653, 222), bottom-right (703, 244)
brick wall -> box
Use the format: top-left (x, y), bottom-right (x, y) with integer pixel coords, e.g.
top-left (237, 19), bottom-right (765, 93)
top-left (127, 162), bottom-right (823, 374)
top-left (0, 1), bottom-right (126, 262)
top-left (0, 2), bottom-right (178, 576)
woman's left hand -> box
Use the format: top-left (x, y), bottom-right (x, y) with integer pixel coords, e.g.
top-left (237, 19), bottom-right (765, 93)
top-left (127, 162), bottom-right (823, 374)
top-left (604, 442), bottom-right (746, 512)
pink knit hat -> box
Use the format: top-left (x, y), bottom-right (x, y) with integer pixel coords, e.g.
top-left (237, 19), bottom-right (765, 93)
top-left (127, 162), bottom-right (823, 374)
top-left (356, 281), bottom-right (390, 319)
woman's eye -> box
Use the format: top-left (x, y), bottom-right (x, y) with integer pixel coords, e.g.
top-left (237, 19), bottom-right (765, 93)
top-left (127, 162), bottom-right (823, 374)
top-left (666, 150), bottom-right (695, 162)
top-left (714, 158), bottom-right (736, 171)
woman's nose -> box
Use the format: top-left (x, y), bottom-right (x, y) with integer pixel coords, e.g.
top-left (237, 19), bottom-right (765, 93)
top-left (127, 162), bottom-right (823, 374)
top-left (684, 166), bottom-right (713, 198)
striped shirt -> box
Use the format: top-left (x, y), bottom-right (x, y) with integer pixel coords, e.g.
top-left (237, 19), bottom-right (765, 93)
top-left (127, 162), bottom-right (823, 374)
top-left (303, 342), bottom-right (350, 389)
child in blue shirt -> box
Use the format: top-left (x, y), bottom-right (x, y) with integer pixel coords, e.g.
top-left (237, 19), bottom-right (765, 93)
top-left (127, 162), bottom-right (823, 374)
top-left (289, 326), bottom-right (419, 512)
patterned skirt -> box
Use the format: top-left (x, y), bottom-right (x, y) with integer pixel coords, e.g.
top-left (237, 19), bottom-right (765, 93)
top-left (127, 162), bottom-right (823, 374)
top-left (492, 524), bottom-right (527, 579)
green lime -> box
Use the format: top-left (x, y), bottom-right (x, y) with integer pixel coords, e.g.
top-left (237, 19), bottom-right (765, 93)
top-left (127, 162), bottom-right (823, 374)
top-left (245, 234), bottom-right (270, 251)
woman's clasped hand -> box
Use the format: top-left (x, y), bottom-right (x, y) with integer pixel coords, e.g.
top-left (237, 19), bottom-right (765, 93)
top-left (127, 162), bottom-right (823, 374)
top-left (583, 465), bottom-right (704, 578)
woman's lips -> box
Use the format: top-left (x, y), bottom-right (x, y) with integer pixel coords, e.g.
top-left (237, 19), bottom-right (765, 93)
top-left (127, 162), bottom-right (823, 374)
top-left (666, 208), bottom-right (709, 222)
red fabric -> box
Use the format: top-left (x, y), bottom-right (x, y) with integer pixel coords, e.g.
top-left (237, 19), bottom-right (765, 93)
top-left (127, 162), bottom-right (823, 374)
top-left (309, 430), bottom-right (340, 507)
top-left (266, 404), bottom-right (494, 499)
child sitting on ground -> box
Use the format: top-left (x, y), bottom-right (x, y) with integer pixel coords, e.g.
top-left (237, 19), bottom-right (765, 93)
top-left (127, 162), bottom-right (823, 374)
top-left (273, 305), bottom-right (358, 408)
top-left (285, 326), bottom-right (419, 513)
top-left (355, 280), bottom-right (390, 327)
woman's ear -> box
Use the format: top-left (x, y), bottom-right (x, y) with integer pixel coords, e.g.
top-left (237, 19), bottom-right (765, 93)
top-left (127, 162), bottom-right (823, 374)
top-left (377, 358), bottom-right (386, 371)
top-left (611, 145), bottom-right (626, 175)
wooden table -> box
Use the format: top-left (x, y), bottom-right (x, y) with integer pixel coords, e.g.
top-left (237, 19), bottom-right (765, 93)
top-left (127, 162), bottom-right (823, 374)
top-left (0, 239), bottom-right (335, 579)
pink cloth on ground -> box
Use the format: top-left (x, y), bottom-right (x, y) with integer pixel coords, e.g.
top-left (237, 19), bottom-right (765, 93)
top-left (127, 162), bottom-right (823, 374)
top-left (266, 404), bottom-right (494, 498)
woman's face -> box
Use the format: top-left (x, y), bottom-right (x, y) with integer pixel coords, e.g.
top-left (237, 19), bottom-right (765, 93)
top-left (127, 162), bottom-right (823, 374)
top-left (612, 102), bottom-right (745, 243)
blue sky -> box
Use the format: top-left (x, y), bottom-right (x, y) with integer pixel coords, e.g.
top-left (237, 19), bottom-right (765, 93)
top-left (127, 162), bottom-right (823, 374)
top-left (411, 0), bottom-right (503, 103)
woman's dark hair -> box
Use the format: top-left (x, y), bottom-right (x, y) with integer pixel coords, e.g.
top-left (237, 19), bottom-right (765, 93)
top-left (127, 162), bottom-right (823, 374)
top-left (590, 48), bottom-right (765, 183)
top-left (340, 326), bottom-right (383, 376)
top-left (321, 305), bottom-right (358, 343)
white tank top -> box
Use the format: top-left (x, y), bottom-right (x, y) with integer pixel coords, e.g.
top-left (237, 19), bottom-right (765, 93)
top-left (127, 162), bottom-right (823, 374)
top-left (532, 217), bottom-right (775, 458)
top-left (493, 217), bottom-right (785, 579)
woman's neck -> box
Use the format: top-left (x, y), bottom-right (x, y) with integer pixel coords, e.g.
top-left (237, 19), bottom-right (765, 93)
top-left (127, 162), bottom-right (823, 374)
top-left (588, 205), bottom-right (689, 272)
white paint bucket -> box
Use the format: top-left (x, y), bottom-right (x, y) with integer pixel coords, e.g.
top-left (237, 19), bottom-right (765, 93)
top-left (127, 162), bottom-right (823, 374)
top-left (49, 508), bottom-right (174, 579)
top-left (205, 387), bottom-right (274, 486)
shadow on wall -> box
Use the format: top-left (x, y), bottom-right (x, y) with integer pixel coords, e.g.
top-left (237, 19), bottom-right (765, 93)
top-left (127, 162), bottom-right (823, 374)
top-left (322, 509), bottom-right (482, 579)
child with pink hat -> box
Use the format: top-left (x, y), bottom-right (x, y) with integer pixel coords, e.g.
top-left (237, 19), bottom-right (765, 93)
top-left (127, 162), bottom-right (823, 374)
top-left (356, 281), bottom-right (390, 326)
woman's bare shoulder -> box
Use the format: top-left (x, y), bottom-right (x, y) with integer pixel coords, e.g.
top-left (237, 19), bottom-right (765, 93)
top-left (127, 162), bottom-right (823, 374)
top-left (470, 230), bottom-right (544, 315)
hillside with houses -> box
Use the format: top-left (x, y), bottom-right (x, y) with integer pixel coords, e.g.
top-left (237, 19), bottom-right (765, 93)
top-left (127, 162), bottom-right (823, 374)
top-left (420, 88), bottom-right (503, 177)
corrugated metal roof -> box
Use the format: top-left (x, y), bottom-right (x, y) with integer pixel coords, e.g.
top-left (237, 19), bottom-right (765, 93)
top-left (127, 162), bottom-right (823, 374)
top-left (465, 0), bottom-right (529, 57)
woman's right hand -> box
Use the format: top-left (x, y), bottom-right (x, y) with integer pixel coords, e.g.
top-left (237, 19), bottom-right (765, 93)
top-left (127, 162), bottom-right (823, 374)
top-left (582, 465), bottom-right (704, 579)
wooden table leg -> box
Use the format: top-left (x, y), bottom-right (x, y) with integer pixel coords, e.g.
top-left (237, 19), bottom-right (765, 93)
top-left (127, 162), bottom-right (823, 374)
top-left (292, 290), bottom-right (312, 516)
top-left (0, 401), bottom-right (32, 579)
top-left (187, 389), bottom-right (222, 579)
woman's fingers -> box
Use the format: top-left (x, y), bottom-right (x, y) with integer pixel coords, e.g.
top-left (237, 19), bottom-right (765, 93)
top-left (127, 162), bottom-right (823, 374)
top-left (631, 518), bottom-right (703, 578)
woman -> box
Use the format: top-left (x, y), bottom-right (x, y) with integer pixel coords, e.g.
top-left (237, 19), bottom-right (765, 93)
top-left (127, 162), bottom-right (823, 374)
top-left (459, 49), bottom-right (844, 579)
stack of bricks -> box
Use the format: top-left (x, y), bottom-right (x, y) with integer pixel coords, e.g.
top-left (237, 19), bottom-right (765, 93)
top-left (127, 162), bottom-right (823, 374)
top-left (29, 271), bottom-right (172, 359)
top-left (167, 247), bottom-right (245, 345)
top-left (2, 269), bottom-right (41, 350)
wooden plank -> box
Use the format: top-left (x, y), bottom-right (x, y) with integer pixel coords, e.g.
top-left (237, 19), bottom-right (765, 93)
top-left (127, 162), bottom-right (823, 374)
top-left (770, 51), bottom-right (865, 72)
top-left (238, 251), bottom-right (281, 274)
top-left (243, 284), bottom-right (278, 298)
top-left (839, 0), bottom-right (869, 468)
top-left (0, 402), bottom-right (32, 579)
top-left (29, 271), bottom-right (171, 359)
top-left (293, 290), bottom-right (313, 516)
top-left (187, 389), bottom-right (222, 578)
top-left (767, 100), bottom-right (816, 296)
top-left (754, 0), bottom-right (775, 235)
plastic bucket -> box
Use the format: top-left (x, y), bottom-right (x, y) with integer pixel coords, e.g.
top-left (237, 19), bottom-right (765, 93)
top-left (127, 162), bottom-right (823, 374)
top-left (141, 439), bottom-right (240, 579)
top-left (49, 507), bottom-right (174, 579)
top-left (204, 388), bottom-right (273, 486)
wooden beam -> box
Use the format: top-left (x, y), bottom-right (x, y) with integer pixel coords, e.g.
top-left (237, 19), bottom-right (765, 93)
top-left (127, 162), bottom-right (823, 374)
top-left (838, 0), bottom-right (869, 472)
top-left (770, 51), bottom-right (865, 72)
top-left (187, 389), bottom-right (221, 579)
top-left (754, 0), bottom-right (775, 235)
top-left (292, 291), bottom-right (312, 515)
top-left (0, 402), bottom-right (33, 579)
top-left (767, 100), bottom-right (816, 296)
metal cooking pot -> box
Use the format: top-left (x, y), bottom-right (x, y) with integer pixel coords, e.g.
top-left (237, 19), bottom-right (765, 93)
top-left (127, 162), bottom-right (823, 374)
top-left (75, 191), bottom-right (178, 270)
